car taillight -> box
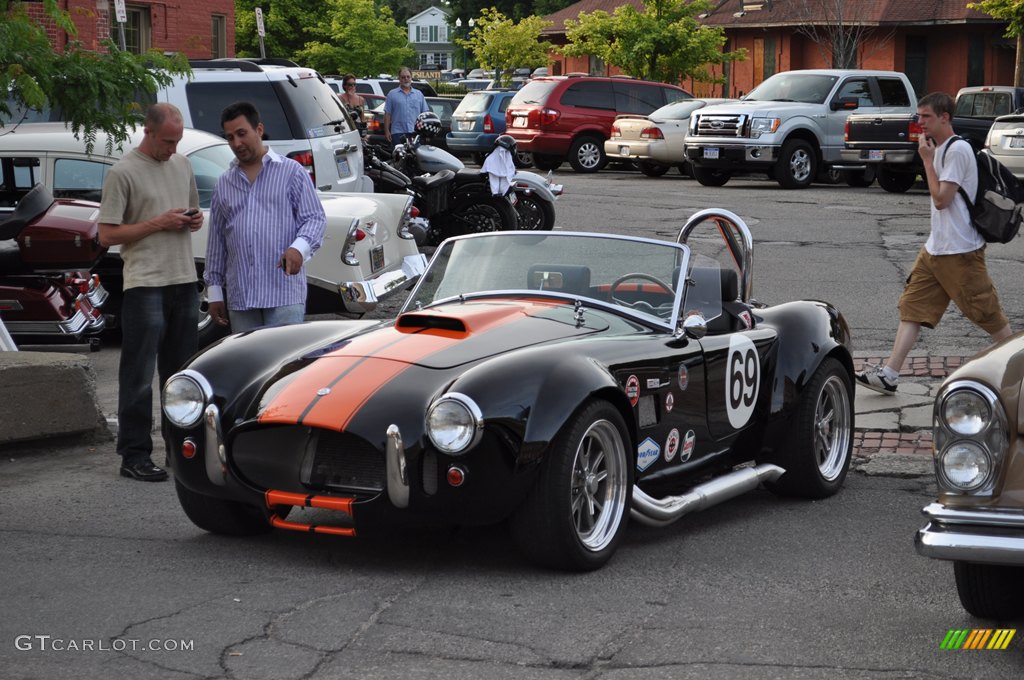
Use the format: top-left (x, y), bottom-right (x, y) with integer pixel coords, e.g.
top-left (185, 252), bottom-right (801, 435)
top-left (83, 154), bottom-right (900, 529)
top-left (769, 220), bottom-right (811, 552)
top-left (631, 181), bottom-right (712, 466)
top-left (610, 124), bottom-right (621, 138)
top-left (367, 118), bottom-right (380, 132)
top-left (843, 120), bottom-right (850, 142)
top-left (483, 114), bottom-right (493, 133)
top-left (539, 108), bottom-right (559, 126)
top-left (410, 205), bottom-right (420, 218)
top-left (287, 150), bottom-right (316, 184)
top-left (908, 118), bottom-right (922, 143)
top-left (640, 127), bottom-right (664, 140)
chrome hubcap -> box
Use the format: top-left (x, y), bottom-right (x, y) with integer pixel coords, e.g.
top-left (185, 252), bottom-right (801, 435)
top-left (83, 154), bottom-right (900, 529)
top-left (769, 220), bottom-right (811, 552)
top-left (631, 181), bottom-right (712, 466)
top-left (790, 149), bottom-right (812, 182)
top-left (815, 375), bottom-right (851, 481)
top-left (570, 419), bottom-right (627, 552)
top-left (578, 142), bottom-right (600, 169)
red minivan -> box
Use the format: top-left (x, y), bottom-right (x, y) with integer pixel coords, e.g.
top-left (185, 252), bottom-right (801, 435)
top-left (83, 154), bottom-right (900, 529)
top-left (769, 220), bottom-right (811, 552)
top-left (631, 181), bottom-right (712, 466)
top-left (505, 75), bottom-right (691, 173)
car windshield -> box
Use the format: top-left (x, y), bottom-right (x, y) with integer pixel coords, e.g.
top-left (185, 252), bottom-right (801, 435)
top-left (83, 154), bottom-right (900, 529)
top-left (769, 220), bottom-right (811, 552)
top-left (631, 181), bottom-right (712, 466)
top-left (454, 92), bottom-right (493, 114)
top-left (743, 73), bottom-right (839, 104)
top-left (650, 100), bottom-right (709, 120)
top-left (511, 80), bottom-right (559, 106)
top-left (405, 232), bottom-right (690, 329)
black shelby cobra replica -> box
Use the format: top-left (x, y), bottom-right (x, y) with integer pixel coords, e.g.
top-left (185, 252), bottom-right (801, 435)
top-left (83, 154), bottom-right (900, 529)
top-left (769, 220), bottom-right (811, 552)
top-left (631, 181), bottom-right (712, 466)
top-left (162, 210), bottom-right (855, 570)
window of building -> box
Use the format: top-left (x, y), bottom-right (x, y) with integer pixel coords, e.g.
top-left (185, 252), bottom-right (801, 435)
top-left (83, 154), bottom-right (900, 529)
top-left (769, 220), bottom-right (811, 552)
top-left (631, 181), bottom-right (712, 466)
top-left (122, 6), bottom-right (152, 55)
top-left (212, 15), bottom-right (227, 59)
top-left (968, 35), bottom-right (985, 87)
top-left (763, 37), bottom-right (776, 80)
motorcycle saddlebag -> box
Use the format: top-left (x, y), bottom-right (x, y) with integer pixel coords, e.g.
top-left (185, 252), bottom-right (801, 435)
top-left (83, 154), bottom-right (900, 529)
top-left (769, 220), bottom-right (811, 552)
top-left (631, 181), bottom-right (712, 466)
top-left (16, 200), bottom-right (107, 271)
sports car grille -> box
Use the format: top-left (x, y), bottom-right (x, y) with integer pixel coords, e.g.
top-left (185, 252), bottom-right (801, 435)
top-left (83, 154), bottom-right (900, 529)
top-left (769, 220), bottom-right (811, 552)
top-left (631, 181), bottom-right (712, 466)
top-left (306, 429), bottom-right (385, 493)
top-left (695, 114), bottom-right (747, 137)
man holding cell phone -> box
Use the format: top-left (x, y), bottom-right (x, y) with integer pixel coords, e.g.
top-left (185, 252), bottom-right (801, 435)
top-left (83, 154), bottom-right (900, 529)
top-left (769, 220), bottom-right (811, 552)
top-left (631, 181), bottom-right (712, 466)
top-left (205, 101), bottom-right (325, 333)
top-left (98, 103), bottom-right (204, 482)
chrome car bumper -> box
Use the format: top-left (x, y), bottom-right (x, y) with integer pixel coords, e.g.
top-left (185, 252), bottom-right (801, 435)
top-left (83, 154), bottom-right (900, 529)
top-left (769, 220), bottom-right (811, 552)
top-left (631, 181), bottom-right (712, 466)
top-left (915, 502), bottom-right (1024, 565)
top-left (338, 254), bottom-right (428, 314)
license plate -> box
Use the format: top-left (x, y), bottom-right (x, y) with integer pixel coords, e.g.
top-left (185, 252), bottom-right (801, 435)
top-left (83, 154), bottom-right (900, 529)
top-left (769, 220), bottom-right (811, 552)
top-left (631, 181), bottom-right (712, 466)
top-left (1010, 137), bottom-right (1024, 148)
top-left (457, 120), bottom-right (474, 131)
top-left (703, 147), bottom-right (719, 159)
top-left (336, 156), bottom-right (351, 177)
top-left (370, 244), bottom-right (385, 273)
top-left (512, 117), bottom-right (527, 128)
top-left (868, 150), bottom-right (884, 161)
top-left (619, 145), bottom-right (630, 155)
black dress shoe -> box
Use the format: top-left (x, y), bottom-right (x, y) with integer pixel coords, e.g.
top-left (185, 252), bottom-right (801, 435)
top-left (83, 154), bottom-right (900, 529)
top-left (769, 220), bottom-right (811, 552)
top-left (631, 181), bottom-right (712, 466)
top-left (120, 459), bottom-right (169, 482)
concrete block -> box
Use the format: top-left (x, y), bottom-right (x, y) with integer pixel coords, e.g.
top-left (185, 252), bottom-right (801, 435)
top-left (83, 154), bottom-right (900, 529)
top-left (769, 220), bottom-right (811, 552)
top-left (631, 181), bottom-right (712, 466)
top-left (0, 352), bottom-right (109, 444)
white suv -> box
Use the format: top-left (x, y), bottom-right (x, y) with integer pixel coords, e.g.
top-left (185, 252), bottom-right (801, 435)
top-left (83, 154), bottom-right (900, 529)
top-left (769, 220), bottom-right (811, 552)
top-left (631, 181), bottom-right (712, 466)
top-left (159, 59), bottom-right (372, 192)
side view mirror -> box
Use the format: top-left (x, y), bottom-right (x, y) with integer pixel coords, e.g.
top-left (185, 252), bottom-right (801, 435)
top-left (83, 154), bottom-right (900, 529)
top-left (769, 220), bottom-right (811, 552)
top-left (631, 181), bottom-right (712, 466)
top-left (831, 96), bottom-right (859, 111)
top-left (682, 313), bottom-right (707, 340)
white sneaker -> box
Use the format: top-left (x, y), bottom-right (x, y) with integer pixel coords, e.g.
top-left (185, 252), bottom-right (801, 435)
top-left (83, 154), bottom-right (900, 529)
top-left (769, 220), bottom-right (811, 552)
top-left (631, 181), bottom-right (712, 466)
top-left (855, 365), bottom-right (898, 395)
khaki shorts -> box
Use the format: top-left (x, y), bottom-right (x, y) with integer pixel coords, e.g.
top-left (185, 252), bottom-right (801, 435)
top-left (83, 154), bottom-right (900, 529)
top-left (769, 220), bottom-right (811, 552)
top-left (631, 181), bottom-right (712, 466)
top-left (898, 247), bottom-right (1008, 333)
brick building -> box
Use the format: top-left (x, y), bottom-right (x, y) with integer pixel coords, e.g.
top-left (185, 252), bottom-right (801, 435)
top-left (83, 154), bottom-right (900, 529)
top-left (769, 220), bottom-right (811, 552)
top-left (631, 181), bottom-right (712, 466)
top-left (541, 0), bottom-right (1014, 98)
top-left (26, 0), bottom-right (235, 59)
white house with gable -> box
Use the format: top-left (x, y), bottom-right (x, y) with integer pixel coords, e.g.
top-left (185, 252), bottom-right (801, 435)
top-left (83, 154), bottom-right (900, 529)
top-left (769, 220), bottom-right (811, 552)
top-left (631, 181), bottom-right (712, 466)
top-left (407, 6), bottom-right (453, 70)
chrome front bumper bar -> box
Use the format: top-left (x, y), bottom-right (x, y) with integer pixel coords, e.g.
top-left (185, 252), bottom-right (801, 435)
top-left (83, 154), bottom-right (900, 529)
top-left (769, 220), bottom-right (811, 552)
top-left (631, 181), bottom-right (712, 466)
top-left (915, 502), bottom-right (1024, 565)
top-left (338, 253), bottom-right (428, 314)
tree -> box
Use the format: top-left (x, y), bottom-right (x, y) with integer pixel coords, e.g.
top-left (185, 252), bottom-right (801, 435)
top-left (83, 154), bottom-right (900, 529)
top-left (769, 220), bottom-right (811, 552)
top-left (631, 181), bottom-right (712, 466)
top-left (560, 0), bottom-right (745, 84)
top-left (0, 0), bottom-right (189, 152)
top-left (458, 8), bottom-right (552, 86)
top-left (296, 0), bottom-right (414, 76)
top-left (969, 0), bottom-right (1024, 87)
top-left (791, 0), bottom-right (893, 69)
top-left (234, 0), bottom-right (320, 60)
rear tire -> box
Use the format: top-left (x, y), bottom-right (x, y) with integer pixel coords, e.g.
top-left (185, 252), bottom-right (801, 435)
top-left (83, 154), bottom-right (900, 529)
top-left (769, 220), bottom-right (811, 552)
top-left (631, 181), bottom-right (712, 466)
top-left (954, 561), bottom-right (1024, 619)
top-left (175, 479), bottom-right (271, 536)
top-left (764, 357), bottom-right (853, 498)
top-left (515, 193), bottom-right (555, 230)
top-left (510, 401), bottom-right (632, 571)
top-left (568, 136), bottom-right (607, 173)
top-left (443, 192), bottom-right (519, 241)
top-left (533, 154), bottom-right (563, 171)
top-left (639, 161), bottom-right (670, 177)
top-left (692, 165), bottom-right (731, 187)
top-left (876, 166), bottom-right (918, 193)
top-left (843, 167), bottom-right (875, 187)
top-left (514, 151), bottom-right (534, 169)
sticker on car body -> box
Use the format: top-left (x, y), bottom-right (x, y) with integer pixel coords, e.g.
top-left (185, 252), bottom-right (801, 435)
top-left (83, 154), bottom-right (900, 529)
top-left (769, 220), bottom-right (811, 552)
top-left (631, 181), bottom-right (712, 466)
top-left (637, 437), bottom-right (660, 471)
top-left (664, 429), bottom-right (680, 462)
top-left (680, 430), bottom-right (696, 462)
top-left (625, 375), bottom-right (640, 406)
top-left (726, 335), bottom-right (760, 429)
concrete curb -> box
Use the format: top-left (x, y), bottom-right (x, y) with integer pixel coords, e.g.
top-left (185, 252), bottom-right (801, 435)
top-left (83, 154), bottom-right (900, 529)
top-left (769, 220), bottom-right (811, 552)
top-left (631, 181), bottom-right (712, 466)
top-left (0, 352), bottom-right (111, 445)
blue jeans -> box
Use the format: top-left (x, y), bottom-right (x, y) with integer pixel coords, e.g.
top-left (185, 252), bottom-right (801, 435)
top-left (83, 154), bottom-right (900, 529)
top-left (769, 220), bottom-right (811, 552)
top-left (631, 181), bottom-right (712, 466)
top-left (117, 283), bottom-right (198, 463)
top-left (228, 304), bottom-right (305, 333)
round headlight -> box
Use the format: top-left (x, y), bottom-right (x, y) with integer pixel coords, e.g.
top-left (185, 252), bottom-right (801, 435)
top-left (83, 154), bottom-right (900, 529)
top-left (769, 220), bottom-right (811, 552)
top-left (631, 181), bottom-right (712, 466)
top-left (162, 373), bottom-right (207, 428)
top-left (942, 390), bottom-right (990, 435)
top-left (940, 441), bottom-right (991, 491)
top-left (426, 393), bottom-right (482, 454)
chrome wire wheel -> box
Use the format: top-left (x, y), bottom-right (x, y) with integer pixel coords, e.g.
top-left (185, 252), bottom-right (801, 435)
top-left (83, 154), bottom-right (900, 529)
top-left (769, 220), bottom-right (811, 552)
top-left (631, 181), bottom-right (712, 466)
top-left (569, 419), bottom-right (628, 552)
top-left (815, 375), bottom-right (851, 481)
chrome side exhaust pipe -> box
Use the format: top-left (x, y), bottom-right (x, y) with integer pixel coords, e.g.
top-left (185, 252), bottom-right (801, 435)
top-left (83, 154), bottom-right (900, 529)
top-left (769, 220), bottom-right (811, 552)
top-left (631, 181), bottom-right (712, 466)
top-left (630, 464), bottom-right (784, 528)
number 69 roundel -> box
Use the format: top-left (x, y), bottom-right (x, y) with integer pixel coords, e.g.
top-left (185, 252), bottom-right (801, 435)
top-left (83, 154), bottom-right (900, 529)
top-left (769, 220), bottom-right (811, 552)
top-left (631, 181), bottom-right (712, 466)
top-left (726, 335), bottom-right (760, 429)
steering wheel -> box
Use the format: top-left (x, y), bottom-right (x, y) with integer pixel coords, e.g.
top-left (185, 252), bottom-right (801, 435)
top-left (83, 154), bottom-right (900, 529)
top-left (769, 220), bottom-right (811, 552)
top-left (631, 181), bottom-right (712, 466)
top-left (607, 273), bottom-right (675, 306)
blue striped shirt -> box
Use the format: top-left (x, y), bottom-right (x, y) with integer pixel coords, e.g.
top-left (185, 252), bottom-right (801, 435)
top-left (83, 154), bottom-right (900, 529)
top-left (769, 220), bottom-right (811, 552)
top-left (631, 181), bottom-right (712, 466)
top-left (206, 149), bottom-right (326, 311)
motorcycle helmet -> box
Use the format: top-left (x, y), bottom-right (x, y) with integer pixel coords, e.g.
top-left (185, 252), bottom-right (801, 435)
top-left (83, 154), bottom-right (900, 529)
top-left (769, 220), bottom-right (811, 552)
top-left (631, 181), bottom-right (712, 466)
top-left (415, 111), bottom-right (442, 138)
top-left (494, 134), bottom-right (517, 154)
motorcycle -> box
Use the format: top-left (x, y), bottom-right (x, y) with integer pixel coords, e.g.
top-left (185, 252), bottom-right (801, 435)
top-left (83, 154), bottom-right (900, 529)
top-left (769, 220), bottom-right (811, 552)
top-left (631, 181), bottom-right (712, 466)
top-left (364, 134), bottom-right (518, 246)
top-left (0, 184), bottom-right (108, 350)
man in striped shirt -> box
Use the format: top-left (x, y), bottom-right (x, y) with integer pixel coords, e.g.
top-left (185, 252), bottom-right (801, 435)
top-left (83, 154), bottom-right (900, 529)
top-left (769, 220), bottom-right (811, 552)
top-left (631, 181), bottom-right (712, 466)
top-left (206, 101), bottom-right (326, 332)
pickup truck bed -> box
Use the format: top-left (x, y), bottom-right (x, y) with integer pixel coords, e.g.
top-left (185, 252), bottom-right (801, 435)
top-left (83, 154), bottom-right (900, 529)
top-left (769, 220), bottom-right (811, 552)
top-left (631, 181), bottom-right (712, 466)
top-left (842, 112), bottom-right (921, 193)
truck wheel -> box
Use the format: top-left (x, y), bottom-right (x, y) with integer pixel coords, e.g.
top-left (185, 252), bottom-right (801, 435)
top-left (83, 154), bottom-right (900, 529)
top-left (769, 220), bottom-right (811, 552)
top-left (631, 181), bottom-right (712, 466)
top-left (843, 167), bottom-right (875, 187)
top-left (775, 139), bottom-right (817, 189)
top-left (764, 357), bottom-right (853, 498)
top-left (639, 161), bottom-right (670, 177)
top-left (817, 166), bottom-right (842, 184)
top-left (568, 136), bottom-right (607, 173)
top-left (876, 166), bottom-right (917, 193)
top-left (533, 154), bottom-right (563, 171)
top-left (692, 165), bottom-right (730, 187)
top-left (510, 401), bottom-right (632, 571)
top-left (953, 561), bottom-right (1024, 619)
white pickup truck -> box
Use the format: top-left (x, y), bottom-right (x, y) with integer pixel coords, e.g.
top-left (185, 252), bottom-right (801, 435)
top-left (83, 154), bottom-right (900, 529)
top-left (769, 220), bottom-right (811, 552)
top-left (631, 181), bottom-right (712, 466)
top-left (684, 69), bottom-right (917, 189)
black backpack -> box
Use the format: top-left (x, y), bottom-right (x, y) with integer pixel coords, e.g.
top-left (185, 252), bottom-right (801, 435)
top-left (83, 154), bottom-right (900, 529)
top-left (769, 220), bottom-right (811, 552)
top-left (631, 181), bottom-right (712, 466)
top-left (943, 136), bottom-right (1024, 244)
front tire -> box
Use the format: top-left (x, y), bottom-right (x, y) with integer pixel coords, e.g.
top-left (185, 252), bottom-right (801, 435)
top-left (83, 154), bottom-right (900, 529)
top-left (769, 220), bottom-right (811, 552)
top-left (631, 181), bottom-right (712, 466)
top-left (175, 479), bottom-right (271, 536)
top-left (775, 139), bottom-right (817, 189)
top-left (877, 166), bottom-right (917, 193)
top-left (692, 165), bottom-right (731, 187)
top-left (515, 193), bottom-right (555, 230)
top-left (568, 136), bottom-right (607, 173)
top-left (510, 401), bottom-right (632, 571)
top-left (442, 193), bottom-right (518, 242)
top-left (954, 562), bottom-right (1024, 619)
top-left (765, 357), bottom-right (853, 498)
top-left (639, 161), bottom-right (670, 177)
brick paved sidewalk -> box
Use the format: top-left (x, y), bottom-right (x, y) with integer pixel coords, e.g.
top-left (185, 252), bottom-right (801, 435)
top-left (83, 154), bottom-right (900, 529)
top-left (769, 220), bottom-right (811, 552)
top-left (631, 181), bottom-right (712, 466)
top-left (851, 354), bottom-right (968, 458)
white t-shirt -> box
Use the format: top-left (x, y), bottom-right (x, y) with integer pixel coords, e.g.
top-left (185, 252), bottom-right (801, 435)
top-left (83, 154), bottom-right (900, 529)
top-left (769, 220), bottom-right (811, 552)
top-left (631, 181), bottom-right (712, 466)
top-left (925, 137), bottom-right (983, 255)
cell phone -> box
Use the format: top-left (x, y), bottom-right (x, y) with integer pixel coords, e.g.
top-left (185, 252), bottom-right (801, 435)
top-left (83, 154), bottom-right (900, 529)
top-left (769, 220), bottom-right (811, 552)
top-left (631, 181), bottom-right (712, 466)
top-left (184, 208), bottom-right (199, 216)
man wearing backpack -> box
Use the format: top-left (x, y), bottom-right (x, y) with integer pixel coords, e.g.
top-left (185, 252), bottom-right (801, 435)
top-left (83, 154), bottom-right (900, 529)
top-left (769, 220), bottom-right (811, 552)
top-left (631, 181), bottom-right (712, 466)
top-left (857, 92), bottom-right (1012, 395)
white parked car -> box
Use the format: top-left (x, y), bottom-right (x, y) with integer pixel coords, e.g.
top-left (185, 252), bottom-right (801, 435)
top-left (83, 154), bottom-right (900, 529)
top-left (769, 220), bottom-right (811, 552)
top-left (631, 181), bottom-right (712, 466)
top-left (0, 123), bottom-right (427, 345)
top-left (984, 112), bottom-right (1024, 180)
top-left (605, 99), bottom-right (736, 177)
